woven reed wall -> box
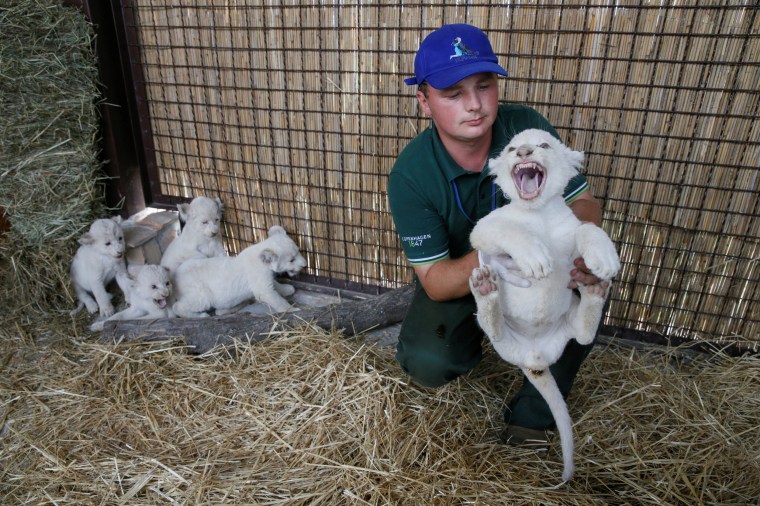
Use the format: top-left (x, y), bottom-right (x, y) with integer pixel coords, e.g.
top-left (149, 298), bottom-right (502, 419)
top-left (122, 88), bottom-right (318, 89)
top-left (120, 1), bottom-right (758, 351)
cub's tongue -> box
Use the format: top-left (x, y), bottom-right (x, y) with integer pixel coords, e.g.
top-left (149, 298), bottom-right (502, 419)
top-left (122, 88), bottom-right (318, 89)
top-left (520, 171), bottom-right (541, 193)
top-left (512, 163), bottom-right (545, 200)
top-left (155, 298), bottom-right (167, 309)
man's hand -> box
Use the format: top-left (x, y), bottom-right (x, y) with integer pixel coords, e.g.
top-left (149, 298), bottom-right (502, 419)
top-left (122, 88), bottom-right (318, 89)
top-left (568, 257), bottom-right (602, 289)
top-left (479, 251), bottom-right (531, 288)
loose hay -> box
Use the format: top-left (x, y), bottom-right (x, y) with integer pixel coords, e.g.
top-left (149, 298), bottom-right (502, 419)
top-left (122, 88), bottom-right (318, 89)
top-left (1, 317), bottom-right (758, 504)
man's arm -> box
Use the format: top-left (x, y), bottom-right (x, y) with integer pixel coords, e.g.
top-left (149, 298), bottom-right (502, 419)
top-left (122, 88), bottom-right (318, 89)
top-left (415, 191), bottom-right (606, 301)
top-left (413, 250), bottom-right (479, 302)
top-left (568, 190), bottom-right (602, 226)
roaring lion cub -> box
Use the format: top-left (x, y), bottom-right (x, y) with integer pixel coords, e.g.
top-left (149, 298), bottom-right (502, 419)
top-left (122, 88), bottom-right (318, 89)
top-left (469, 129), bottom-right (620, 482)
top-left (90, 264), bottom-right (174, 331)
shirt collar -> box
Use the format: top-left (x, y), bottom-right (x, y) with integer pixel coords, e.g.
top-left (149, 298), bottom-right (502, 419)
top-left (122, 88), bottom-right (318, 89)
top-left (430, 124), bottom-right (499, 183)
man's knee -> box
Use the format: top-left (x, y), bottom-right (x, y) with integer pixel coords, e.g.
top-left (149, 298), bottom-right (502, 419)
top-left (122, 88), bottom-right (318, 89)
top-left (393, 281), bottom-right (484, 387)
top-left (395, 342), bottom-right (480, 388)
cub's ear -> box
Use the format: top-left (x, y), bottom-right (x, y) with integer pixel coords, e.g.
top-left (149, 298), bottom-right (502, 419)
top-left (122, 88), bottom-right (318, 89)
top-left (111, 215), bottom-right (124, 225)
top-left (116, 270), bottom-right (135, 287)
top-left (567, 149), bottom-right (585, 170)
top-left (487, 155), bottom-right (506, 175)
top-left (177, 203), bottom-right (191, 221)
top-left (259, 248), bottom-right (278, 266)
top-left (267, 225), bottom-right (286, 237)
top-left (213, 197), bottom-right (224, 214)
top-left (78, 232), bottom-right (95, 246)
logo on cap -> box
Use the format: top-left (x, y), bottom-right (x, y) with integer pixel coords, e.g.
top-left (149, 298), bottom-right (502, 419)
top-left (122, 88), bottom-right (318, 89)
top-left (450, 37), bottom-right (478, 60)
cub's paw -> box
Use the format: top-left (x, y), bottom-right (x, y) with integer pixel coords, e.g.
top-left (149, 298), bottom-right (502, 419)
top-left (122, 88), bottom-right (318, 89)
top-left (582, 245), bottom-right (621, 280)
top-left (579, 279), bottom-right (611, 299)
top-left (99, 304), bottom-right (115, 318)
top-left (576, 224), bottom-right (621, 280)
top-left (470, 266), bottom-right (498, 298)
top-left (512, 240), bottom-right (553, 279)
top-left (278, 283), bottom-right (296, 297)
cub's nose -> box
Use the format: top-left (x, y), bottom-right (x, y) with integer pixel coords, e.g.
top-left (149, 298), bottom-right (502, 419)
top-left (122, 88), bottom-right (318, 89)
top-left (516, 145), bottom-right (534, 158)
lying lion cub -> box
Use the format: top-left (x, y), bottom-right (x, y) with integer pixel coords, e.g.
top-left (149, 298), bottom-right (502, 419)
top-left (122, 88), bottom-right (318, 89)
top-left (90, 264), bottom-right (174, 331)
top-left (172, 225), bottom-right (307, 317)
top-left (469, 128), bottom-right (620, 482)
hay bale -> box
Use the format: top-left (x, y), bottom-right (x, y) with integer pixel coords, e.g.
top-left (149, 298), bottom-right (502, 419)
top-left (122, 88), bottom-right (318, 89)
top-left (0, 0), bottom-right (104, 313)
top-left (1, 316), bottom-right (758, 503)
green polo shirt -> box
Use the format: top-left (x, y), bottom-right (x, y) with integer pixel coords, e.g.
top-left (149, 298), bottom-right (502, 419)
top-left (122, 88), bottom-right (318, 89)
top-left (388, 103), bottom-right (589, 266)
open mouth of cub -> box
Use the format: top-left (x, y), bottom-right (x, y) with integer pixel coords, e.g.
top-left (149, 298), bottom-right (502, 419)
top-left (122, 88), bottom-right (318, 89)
top-left (512, 162), bottom-right (545, 200)
top-left (154, 298), bottom-right (168, 309)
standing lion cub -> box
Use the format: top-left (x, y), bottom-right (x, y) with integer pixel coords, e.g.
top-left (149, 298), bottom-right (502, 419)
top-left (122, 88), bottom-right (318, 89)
top-left (469, 129), bottom-right (620, 482)
top-left (172, 225), bottom-right (307, 317)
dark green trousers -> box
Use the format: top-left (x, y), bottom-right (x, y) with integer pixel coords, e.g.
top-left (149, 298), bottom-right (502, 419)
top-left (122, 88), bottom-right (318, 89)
top-left (395, 279), bottom-right (595, 430)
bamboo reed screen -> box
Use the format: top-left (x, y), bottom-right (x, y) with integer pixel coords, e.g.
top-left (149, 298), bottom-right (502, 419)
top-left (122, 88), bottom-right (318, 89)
top-left (119, 1), bottom-right (758, 352)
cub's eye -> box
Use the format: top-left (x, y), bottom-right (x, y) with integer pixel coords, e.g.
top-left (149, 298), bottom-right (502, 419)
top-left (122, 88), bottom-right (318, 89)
top-left (202, 221), bottom-right (209, 225)
top-left (151, 284), bottom-right (158, 289)
top-left (539, 143), bottom-right (550, 149)
top-left (165, 282), bottom-right (171, 287)
top-left (507, 147), bottom-right (516, 152)
top-left (105, 242), bottom-right (111, 246)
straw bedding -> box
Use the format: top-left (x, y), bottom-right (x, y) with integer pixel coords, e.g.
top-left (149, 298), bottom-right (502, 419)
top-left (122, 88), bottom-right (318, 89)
top-left (1, 315), bottom-right (758, 505)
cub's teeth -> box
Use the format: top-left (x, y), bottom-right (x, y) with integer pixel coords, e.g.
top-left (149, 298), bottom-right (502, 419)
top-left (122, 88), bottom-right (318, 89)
top-left (514, 163), bottom-right (538, 175)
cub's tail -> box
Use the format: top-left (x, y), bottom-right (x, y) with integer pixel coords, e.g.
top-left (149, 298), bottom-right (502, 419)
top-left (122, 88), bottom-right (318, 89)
top-left (522, 367), bottom-right (575, 482)
top-left (69, 301), bottom-right (84, 317)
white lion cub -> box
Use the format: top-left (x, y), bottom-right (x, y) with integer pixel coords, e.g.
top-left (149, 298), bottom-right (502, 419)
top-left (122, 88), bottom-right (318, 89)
top-left (469, 128), bottom-right (620, 482)
top-left (70, 216), bottom-right (129, 318)
top-left (160, 196), bottom-right (226, 272)
top-left (90, 264), bottom-right (174, 331)
top-left (172, 225), bottom-right (307, 317)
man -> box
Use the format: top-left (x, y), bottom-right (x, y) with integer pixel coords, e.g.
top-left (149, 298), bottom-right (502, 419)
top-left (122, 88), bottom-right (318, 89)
top-left (388, 23), bottom-right (604, 445)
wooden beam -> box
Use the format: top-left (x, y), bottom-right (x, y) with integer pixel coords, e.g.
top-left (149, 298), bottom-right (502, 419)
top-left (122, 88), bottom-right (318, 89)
top-left (101, 284), bottom-right (414, 354)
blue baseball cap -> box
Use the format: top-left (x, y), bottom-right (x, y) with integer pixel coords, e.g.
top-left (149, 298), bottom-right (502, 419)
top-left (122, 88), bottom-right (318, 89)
top-left (404, 24), bottom-right (508, 89)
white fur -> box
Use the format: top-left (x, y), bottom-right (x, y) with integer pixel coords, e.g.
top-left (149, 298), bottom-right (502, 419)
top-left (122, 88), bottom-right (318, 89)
top-left (172, 225), bottom-right (307, 317)
top-left (90, 264), bottom-right (175, 331)
top-left (70, 217), bottom-right (129, 318)
top-left (469, 129), bottom-right (621, 482)
top-left (160, 196), bottom-right (226, 272)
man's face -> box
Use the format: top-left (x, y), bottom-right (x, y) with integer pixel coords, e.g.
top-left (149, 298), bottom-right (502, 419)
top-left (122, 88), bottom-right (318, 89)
top-left (415, 72), bottom-right (499, 145)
